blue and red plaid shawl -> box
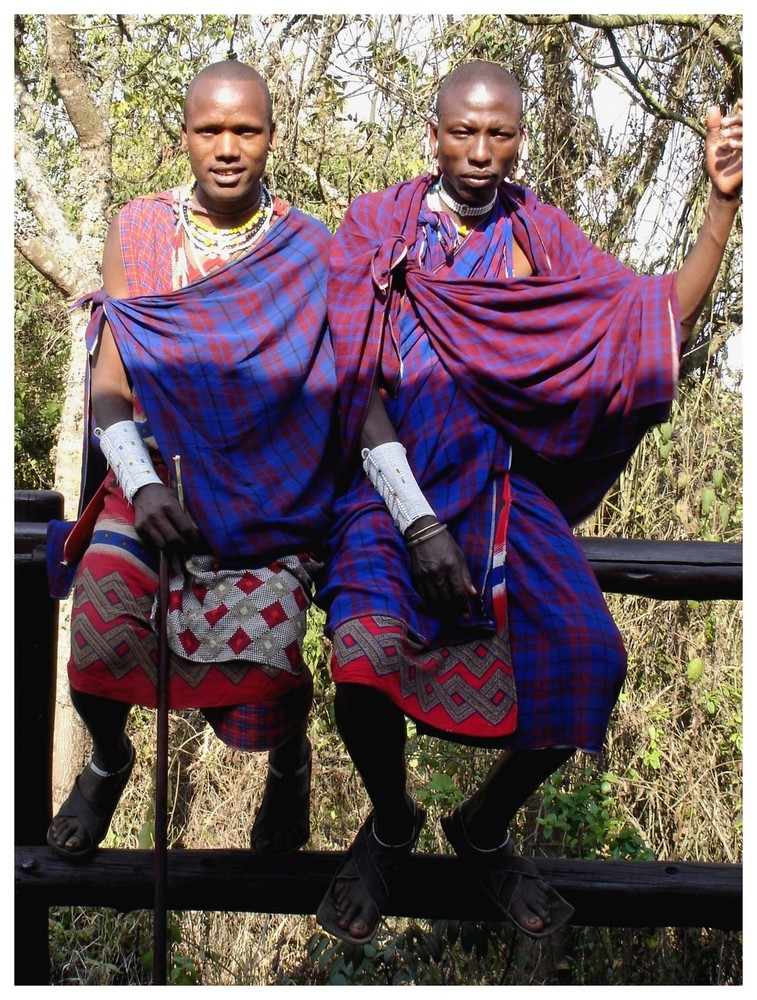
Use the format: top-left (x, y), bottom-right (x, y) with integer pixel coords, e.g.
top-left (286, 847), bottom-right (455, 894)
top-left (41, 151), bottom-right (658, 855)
top-left (83, 209), bottom-right (338, 562)
top-left (328, 174), bottom-right (681, 524)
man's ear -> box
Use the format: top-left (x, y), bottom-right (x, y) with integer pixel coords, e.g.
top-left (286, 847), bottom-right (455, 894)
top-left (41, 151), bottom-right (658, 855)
top-left (427, 119), bottom-right (439, 158)
top-left (518, 126), bottom-right (526, 157)
top-left (180, 120), bottom-right (188, 153)
top-left (269, 122), bottom-right (278, 151)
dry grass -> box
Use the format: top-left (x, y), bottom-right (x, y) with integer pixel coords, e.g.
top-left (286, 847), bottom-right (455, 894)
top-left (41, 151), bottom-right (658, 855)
top-left (48, 372), bottom-right (742, 985)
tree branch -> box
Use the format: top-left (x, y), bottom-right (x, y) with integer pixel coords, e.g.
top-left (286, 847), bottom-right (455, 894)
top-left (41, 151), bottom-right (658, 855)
top-left (46, 15), bottom-right (109, 150)
top-left (14, 130), bottom-right (97, 298)
top-left (46, 14), bottom-right (119, 244)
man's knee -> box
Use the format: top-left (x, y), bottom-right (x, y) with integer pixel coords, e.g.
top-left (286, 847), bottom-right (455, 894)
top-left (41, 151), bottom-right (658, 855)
top-left (334, 682), bottom-right (404, 739)
top-left (70, 686), bottom-right (132, 729)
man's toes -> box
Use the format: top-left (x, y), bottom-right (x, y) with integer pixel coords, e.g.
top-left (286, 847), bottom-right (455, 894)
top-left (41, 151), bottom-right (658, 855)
top-left (63, 829), bottom-right (86, 851)
top-left (512, 903), bottom-right (545, 932)
top-left (333, 880), bottom-right (377, 937)
top-left (350, 917), bottom-right (371, 939)
top-left (52, 825), bottom-right (83, 851)
top-left (335, 894), bottom-right (362, 927)
top-left (337, 903), bottom-right (372, 938)
top-left (51, 819), bottom-right (76, 847)
top-left (509, 893), bottom-right (547, 932)
top-left (336, 901), bottom-right (361, 929)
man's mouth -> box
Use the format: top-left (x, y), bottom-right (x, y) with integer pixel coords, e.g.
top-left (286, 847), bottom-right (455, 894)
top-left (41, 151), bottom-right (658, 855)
top-left (462, 173), bottom-right (495, 185)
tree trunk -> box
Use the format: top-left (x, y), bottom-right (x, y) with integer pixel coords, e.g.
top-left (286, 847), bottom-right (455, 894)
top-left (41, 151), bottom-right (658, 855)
top-left (51, 305), bottom-right (92, 807)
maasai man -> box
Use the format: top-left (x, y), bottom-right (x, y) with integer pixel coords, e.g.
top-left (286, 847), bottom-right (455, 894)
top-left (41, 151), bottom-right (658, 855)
top-left (315, 61), bottom-right (743, 943)
top-left (47, 61), bottom-right (338, 860)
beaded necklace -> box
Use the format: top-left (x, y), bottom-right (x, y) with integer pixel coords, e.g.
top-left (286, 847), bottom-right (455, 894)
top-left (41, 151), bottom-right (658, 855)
top-left (437, 176), bottom-right (497, 218)
top-left (424, 180), bottom-right (514, 275)
top-left (178, 184), bottom-right (273, 263)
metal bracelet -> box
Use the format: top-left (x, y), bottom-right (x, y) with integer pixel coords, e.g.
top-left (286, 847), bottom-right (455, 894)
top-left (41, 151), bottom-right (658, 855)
top-left (405, 522), bottom-right (448, 548)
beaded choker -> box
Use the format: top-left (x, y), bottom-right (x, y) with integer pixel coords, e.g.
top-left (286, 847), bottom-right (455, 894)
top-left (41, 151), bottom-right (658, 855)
top-left (437, 177), bottom-right (497, 217)
top-left (178, 184), bottom-right (273, 261)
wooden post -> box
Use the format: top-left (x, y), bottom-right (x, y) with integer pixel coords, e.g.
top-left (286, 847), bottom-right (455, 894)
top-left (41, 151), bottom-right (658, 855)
top-left (15, 490), bottom-right (63, 986)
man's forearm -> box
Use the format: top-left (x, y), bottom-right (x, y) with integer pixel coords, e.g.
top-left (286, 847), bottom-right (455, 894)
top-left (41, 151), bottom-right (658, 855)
top-left (360, 385), bottom-right (401, 450)
top-left (676, 188), bottom-right (740, 342)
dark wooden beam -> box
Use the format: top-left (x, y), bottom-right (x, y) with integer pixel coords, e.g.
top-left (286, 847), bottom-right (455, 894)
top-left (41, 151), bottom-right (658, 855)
top-left (16, 511), bottom-right (743, 604)
top-left (578, 537), bottom-right (742, 600)
top-left (15, 848), bottom-right (742, 932)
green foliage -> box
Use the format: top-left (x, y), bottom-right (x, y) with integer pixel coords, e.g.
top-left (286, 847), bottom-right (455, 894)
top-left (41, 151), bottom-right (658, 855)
top-left (538, 767), bottom-right (654, 860)
top-left (14, 255), bottom-right (69, 488)
top-left (306, 916), bottom-right (741, 985)
top-left (305, 606), bottom-right (337, 737)
top-left (555, 926), bottom-right (741, 986)
top-left (50, 906), bottom-right (206, 986)
top-left (306, 919), bottom-right (514, 986)
top-left (141, 918), bottom-right (203, 985)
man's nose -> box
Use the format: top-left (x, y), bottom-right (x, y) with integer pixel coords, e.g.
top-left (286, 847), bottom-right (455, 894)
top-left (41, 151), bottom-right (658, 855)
top-left (215, 131), bottom-right (240, 159)
top-left (468, 134), bottom-right (492, 164)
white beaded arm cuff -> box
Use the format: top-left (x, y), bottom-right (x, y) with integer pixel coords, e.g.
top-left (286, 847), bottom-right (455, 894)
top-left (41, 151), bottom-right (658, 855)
top-left (95, 419), bottom-right (162, 504)
top-left (361, 441), bottom-right (435, 534)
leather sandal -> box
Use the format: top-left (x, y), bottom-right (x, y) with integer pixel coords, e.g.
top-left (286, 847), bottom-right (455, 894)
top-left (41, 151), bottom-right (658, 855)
top-left (46, 738), bottom-right (135, 863)
top-left (316, 801), bottom-right (427, 945)
top-left (441, 803), bottom-right (574, 940)
top-left (250, 741), bottom-right (311, 855)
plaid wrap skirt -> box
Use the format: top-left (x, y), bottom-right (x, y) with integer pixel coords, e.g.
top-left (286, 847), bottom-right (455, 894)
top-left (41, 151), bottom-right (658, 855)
top-left (330, 471), bottom-right (627, 753)
top-left (67, 476), bottom-right (313, 752)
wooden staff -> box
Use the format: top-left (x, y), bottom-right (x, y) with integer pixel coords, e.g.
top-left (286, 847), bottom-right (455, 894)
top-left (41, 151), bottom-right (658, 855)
top-left (153, 455), bottom-right (183, 984)
top-left (153, 547), bottom-right (169, 985)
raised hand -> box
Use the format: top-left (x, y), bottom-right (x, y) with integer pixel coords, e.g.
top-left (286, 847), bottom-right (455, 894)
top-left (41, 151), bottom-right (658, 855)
top-left (706, 99), bottom-right (743, 199)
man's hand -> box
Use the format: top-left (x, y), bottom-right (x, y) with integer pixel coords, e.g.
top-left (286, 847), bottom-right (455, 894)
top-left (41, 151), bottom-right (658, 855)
top-left (405, 517), bottom-right (477, 616)
top-left (706, 100), bottom-right (743, 200)
top-left (133, 483), bottom-right (200, 551)
top-left (676, 99), bottom-right (743, 341)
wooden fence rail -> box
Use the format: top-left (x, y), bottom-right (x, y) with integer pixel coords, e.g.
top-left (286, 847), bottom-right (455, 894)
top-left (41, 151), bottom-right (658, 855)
top-left (16, 848), bottom-right (741, 930)
top-left (14, 490), bottom-right (743, 985)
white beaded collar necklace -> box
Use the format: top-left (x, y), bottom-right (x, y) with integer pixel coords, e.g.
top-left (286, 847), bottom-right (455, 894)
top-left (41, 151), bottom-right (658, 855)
top-left (436, 177), bottom-right (497, 217)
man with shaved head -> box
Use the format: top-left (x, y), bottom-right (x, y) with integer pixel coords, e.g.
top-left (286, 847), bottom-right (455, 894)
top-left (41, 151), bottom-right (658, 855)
top-left (184, 60), bottom-right (274, 124)
top-left (316, 59), bottom-right (743, 943)
top-left (48, 61), bottom-right (338, 861)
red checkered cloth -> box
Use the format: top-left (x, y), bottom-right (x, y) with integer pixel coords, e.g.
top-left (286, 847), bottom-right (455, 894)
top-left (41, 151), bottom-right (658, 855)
top-left (161, 552), bottom-right (317, 669)
top-left (328, 174), bottom-right (681, 525)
